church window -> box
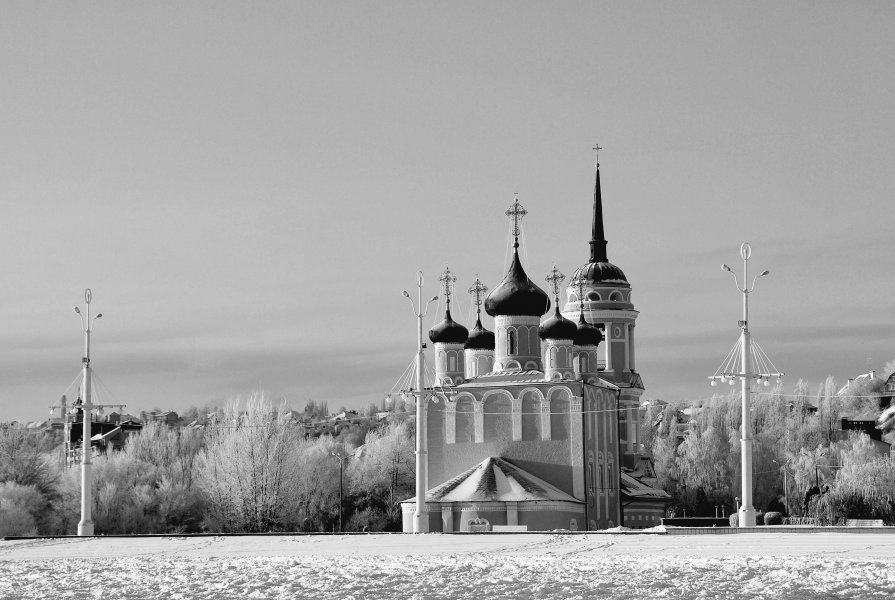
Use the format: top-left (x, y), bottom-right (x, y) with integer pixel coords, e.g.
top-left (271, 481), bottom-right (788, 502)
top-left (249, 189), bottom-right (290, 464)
top-left (569, 293), bottom-right (578, 303)
top-left (507, 330), bottom-right (517, 355)
top-left (578, 355), bottom-right (587, 373)
top-left (587, 292), bottom-right (601, 301)
top-left (609, 291), bottom-right (622, 301)
top-left (588, 452), bottom-right (596, 495)
top-left (448, 354), bottom-right (457, 372)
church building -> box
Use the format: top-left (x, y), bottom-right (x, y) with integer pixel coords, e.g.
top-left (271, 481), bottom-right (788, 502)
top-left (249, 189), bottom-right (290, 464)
top-left (401, 156), bottom-right (669, 532)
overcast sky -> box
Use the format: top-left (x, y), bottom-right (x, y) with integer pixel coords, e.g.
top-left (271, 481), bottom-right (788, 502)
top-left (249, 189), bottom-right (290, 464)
top-left (2, 2), bottom-right (894, 422)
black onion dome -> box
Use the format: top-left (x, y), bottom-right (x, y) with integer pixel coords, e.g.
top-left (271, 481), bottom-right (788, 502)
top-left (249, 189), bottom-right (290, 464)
top-left (464, 318), bottom-right (495, 350)
top-left (570, 261), bottom-right (629, 287)
top-left (573, 314), bottom-right (603, 347)
top-left (428, 309), bottom-right (469, 345)
top-left (484, 251), bottom-right (551, 317)
top-left (538, 307), bottom-right (578, 341)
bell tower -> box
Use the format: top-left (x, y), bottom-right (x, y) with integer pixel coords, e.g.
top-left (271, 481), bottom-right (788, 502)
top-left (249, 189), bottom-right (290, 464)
top-left (561, 147), bottom-right (644, 468)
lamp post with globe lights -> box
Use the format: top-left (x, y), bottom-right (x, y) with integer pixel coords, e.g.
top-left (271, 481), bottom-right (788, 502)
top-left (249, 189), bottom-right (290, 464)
top-left (708, 244), bottom-right (783, 527)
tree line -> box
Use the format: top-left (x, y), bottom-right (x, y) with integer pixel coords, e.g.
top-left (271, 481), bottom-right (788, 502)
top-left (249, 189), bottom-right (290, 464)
top-left (0, 395), bottom-right (415, 536)
top-left (643, 375), bottom-right (895, 524)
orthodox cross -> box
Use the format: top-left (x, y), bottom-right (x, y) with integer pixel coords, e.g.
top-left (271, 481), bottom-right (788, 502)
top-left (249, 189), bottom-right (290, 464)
top-left (593, 143), bottom-right (602, 168)
top-left (438, 266), bottom-right (457, 310)
top-left (545, 265), bottom-right (565, 306)
top-left (577, 277), bottom-right (588, 321)
top-left (505, 195), bottom-right (527, 247)
top-left (468, 275), bottom-right (488, 317)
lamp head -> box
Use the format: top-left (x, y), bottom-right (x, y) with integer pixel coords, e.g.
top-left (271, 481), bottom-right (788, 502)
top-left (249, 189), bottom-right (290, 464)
top-left (721, 264), bottom-right (732, 272)
top-left (760, 270), bottom-right (770, 277)
top-left (430, 295), bottom-right (439, 303)
top-left (96, 313), bottom-right (103, 319)
top-left (73, 307), bottom-right (81, 315)
top-left (402, 290), bottom-right (410, 298)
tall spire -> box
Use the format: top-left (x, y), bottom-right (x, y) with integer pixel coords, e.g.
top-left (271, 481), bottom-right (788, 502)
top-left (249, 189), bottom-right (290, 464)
top-left (590, 144), bottom-right (608, 263)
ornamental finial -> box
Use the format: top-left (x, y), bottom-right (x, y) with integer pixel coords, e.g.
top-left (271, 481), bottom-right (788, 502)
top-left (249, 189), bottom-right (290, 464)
top-left (593, 143), bottom-right (602, 168)
top-left (545, 265), bottom-right (565, 306)
top-left (468, 275), bottom-right (488, 317)
top-left (577, 277), bottom-right (588, 322)
top-left (438, 266), bottom-right (457, 310)
top-left (505, 195), bottom-right (527, 249)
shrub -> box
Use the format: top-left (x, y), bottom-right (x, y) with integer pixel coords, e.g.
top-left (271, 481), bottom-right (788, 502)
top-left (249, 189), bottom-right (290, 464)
top-left (346, 506), bottom-right (389, 532)
top-left (728, 512), bottom-right (770, 526)
top-left (764, 511), bottom-right (784, 525)
top-left (0, 503), bottom-right (37, 537)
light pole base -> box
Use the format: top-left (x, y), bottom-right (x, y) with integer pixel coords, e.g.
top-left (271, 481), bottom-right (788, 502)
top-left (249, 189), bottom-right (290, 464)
top-left (77, 521), bottom-right (94, 536)
top-left (413, 511), bottom-right (428, 534)
top-left (738, 506), bottom-right (756, 528)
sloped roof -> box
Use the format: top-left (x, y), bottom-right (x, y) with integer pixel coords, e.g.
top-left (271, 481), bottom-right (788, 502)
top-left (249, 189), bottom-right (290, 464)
top-left (419, 457), bottom-right (582, 503)
top-left (620, 471), bottom-right (671, 501)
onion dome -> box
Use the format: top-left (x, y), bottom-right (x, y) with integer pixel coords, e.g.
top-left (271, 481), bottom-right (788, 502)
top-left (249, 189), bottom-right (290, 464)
top-left (571, 261), bottom-right (629, 286)
top-left (464, 318), bottom-right (495, 350)
top-left (538, 307), bottom-right (577, 341)
top-left (573, 314), bottom-right (603, 347)
top-left (428, 309), bottom-right (469, 345)
top-left (484, 250), bottom-right (551, 317)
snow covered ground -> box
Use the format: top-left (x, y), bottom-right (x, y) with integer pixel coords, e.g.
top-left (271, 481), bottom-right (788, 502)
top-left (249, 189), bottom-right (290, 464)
top-left (2, 530), bottom-right (895, 599)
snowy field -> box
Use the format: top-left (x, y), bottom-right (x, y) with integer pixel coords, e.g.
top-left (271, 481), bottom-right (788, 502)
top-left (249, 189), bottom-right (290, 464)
top-left (2, 530), bottom-right (895, 599)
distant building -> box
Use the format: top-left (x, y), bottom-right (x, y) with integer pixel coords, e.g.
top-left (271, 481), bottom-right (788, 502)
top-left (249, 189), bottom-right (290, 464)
top-left (880, 372), bottom-right (895, 409)
top-left (833, 418), bottom-right (891, 457)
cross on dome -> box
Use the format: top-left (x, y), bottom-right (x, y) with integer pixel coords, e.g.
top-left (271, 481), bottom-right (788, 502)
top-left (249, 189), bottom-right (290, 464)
top-left (505, 196), bottom-right (527, 248)
top-left (467, 275), bottom-right (488, 317)
top-left (545, 265), bottom-right (565, 304)
top-left (439, 266), bottom-right (457, 308)
top-left (577, 277), bottom-right (587, 319)
top-left (593, 143), bottom-right (602, 168)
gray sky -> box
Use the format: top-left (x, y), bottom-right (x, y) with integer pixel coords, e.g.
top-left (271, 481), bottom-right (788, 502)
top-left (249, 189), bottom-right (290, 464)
top-left (2, 2), bottom-right (894, 422)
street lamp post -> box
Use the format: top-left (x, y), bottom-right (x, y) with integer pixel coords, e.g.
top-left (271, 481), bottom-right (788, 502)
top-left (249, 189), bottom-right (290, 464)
top-left (402, 272), bottom-right (438, 534)
top-left (73, 288), bottom-right (102, 537)
top-left (709, 243), bottom-right (783, 528)
top-left (330, 451), bottom-right (348, 532)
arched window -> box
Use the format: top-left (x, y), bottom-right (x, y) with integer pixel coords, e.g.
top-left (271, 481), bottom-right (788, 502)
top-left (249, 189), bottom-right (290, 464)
top-left (609, 291), bottom-right (622, 301)
top-left (578, 354), bottom-right (587, 373)
top-left (448, 354), bottom-right (457, 372)
top-left (569, 293), bottom-right (578, 303)
top-left (587, 292), bottom-right (601, 301)
top-left (548, 346), bottom-right (557, 367)
top-left (507, 330), bottom-right (517, 355)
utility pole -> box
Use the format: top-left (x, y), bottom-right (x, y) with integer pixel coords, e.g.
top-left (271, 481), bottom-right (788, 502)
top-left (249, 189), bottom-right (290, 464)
top-left (73, 289), bottom-right (101, 536)
top-left (402, 272), bottom-right (437, 533)
top-left (710, 243), bottom-right (783, 528)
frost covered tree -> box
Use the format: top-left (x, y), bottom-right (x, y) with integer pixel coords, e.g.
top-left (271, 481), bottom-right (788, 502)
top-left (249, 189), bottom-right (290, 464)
top-left (196, 394), bottom-right (300, 532)
top-left (347, 420), bottom-right (415, 530)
